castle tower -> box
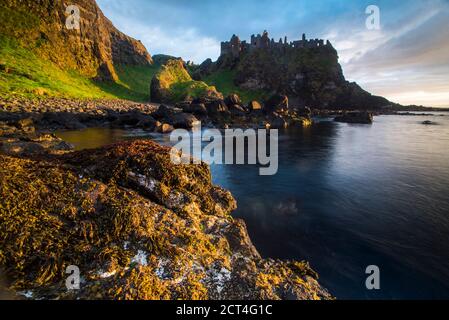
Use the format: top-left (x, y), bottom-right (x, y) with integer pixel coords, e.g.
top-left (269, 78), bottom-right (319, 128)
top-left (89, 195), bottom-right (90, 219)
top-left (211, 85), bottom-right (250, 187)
top-left (230, 34), bottom-right (241, 58)
top-left (261, 30), bottom-right (270, 48)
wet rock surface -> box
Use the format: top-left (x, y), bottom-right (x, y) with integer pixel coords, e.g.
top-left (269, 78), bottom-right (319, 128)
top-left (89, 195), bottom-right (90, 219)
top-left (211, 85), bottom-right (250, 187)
top-left (0, 94), bottom-right (317, 135)
top-left (0, 140), bottom-right (332, 300)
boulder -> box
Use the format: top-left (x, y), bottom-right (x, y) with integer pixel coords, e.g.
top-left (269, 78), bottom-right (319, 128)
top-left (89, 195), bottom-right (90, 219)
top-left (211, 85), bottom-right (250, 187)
top-left (156, 123), bottom-right (174, 133)
top-left (248, 100), bottom-right (263, 111)
top-left (269, 114), bottom-right (288, 129)
top-left (114, 111), bottom-right (146, 126)
top-left (16, 118), bottom-right (34, 129)
top-left (224, 94), bottom-right (242, 107)
top-left (40, 112), bottom-right (86, 130)
top-left (171, 113), bottom-right (200, 129)
top-left (153, 105), bottom-right (175, 120)
top-left (182, 102), bottom-right (208, 116)
top-left (264, 94), bottom-right (289, 113)
top-left (229, 105), bottom-right (247, 117)
top-left (136, 116), bottom-right (158, 130)
top-left (206, 99), bottom-right (229, 115)
top-left (334, 111), bottom-right (373, 124)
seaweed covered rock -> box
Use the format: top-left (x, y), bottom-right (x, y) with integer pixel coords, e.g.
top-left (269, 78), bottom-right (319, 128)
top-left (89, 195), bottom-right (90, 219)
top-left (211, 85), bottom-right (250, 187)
top-left (0, 128), bottom-right (74, 157)
top-left (61, 140), bottom-right (235, 217)
top-left (0, 140), bottom-right (332, 300)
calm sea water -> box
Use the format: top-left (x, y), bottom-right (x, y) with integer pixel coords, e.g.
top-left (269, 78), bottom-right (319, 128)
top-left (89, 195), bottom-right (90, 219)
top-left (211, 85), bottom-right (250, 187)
top-left (57, 113), bottom-right (449, 299)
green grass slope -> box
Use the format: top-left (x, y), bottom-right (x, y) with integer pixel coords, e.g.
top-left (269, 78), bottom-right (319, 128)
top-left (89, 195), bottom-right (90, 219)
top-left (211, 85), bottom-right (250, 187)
top-left (202, 70), bottom-right (267, 104)
top-left (151, 59), bottom-right (222, 103)
top-left (0, 36), bottom-right (158, 102)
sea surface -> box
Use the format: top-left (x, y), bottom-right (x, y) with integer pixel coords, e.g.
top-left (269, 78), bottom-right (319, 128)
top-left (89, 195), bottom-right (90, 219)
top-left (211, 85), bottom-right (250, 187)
top-left (57, 113), bottom-right (449, 299)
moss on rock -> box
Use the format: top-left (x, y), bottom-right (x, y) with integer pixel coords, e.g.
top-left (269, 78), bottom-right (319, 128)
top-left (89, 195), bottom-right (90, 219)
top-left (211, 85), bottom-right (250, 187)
top-left (151, 60), bottom-right (223, 104)
top-left (0, 140), bottom-right (332, 300)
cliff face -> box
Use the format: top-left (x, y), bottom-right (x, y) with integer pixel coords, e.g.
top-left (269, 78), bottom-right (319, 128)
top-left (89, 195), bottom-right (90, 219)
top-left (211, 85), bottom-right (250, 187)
top-left (0, 0), bottom-right (152, 81)
top-left (202, 34), bottom-right (393, 110)
top-left (0, 139), bottom-right (332, 300)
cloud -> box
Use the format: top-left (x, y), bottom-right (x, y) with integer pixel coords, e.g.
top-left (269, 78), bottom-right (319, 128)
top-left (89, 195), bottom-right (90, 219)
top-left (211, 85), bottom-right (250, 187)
top-left (324, 1), bottom-right (449, 106)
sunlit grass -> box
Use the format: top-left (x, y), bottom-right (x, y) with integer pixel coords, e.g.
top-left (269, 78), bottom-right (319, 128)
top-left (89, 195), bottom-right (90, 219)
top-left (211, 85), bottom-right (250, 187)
top-left (0, 36), bottom-right (159, 102)
top-left (203, 69), bottom-right (267, 104)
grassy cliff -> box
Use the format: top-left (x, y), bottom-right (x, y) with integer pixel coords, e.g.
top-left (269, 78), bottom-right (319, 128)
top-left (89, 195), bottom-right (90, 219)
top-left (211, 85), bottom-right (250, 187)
top-left (0, 36), bottom-right (158, 101)
top-left (203, 70), bottom-right (267, 104)
top-left (150, 60), bottom-right (222, 104)
top-left (0, 0), bottom-right (155, 102)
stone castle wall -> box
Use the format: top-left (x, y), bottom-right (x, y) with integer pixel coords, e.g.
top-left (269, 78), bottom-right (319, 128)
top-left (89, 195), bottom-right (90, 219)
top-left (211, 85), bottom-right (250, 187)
top-left (220, 30), bottom-right (331, 58)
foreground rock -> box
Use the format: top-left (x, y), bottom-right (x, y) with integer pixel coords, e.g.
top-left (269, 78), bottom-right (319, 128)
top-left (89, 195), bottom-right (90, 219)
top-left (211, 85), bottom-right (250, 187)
top-left (0, 140), bottom-right (331, 300)
top-left (334, 111), bottom-right (374, 124)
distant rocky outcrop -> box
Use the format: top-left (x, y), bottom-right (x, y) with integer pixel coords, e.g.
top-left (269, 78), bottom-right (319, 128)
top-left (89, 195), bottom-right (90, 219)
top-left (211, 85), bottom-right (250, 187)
top-left (334, 111), bottom-right (374, 124)
top-left (0, 0), bottom-right (153, 81)
top-left (150, 59), bottom-right (223, 104)
top-left (198, 31), bottom-right (395, 110)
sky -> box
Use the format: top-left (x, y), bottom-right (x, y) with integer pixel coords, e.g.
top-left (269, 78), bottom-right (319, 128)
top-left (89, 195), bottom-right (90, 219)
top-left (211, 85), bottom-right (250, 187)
top-left (97, 0), bottom-right (449, 107)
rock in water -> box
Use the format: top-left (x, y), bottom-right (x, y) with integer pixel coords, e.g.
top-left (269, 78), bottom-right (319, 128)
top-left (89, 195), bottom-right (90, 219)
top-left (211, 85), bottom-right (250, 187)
top-left (171, 113), bottom-right (200, 129)
top-left (0, 140), bottom-right (332, 300)
top-left (264, 94), bottom-right (289, 114)
top-left (247, 100), bottom-right (263, 111)
top-left (422, 120), bottom-right (437, 125)
top-left (334, 111), bottom-right (374, 124)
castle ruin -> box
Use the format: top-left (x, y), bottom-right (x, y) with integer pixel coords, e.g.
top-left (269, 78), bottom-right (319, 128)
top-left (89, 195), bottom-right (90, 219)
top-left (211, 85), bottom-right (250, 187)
top-left (220, 30), bottom-right (332, 58)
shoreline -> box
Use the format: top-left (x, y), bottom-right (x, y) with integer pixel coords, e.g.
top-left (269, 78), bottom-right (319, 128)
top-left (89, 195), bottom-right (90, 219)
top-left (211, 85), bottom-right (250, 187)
top-left (0, 97), bottom-right (333, 300)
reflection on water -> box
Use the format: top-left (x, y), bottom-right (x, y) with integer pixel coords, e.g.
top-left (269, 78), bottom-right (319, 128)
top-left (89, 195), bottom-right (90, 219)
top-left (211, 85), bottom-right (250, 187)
top-left (57, 114), bottom-right (449, 299)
